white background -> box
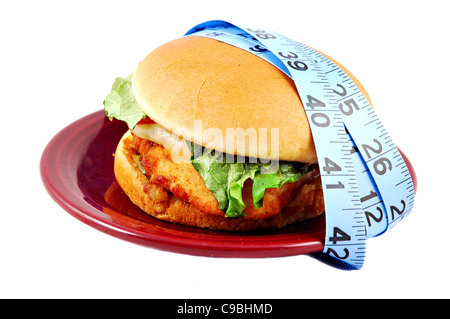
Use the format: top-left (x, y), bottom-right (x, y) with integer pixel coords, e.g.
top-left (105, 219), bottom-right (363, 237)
top-left (1, 0), bottom-right (448, 299)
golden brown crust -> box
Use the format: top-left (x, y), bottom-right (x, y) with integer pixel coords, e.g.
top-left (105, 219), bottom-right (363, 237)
top-left (114, 131), bottom-right (324, 231)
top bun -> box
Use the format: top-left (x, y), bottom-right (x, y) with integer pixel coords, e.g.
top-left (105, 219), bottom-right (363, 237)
top-left (132, 36), bottom-right (371, 164)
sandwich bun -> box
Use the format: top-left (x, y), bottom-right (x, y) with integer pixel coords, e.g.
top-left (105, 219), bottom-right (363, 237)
top-left (132, 36), bottom-right (372, 164)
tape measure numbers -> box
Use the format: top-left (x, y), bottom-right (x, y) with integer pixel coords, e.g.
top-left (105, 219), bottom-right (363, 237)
top-left (185, 21), bottom-right (415, 270)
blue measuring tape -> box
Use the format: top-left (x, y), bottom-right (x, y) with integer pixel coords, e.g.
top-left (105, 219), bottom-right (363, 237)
top-left (184, 20), bottom-right (415, 270)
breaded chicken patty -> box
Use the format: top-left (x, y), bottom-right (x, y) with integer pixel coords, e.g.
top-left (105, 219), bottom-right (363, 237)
top-left (118, 133), bottom-right (325, 230)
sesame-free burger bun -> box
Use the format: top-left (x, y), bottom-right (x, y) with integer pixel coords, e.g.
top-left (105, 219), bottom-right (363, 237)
top-left (132, 36), bottom-right (372, 164)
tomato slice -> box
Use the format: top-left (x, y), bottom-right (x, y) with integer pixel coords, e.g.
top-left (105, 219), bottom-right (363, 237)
top-left (137, 117), bottom-right (155, 125)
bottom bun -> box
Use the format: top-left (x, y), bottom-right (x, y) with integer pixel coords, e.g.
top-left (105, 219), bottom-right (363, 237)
top-left (114, 131), bottom-right (324, 232)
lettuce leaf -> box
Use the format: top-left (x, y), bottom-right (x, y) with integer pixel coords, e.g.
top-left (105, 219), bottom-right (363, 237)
top-left (251, 163), bottom-right (308, 209)
top-left (190, 145), bottom-right (311, 218)
top-left (103, 74), bottom-right (147, 129)
top-left (191, 149), bottom-right (230, 211)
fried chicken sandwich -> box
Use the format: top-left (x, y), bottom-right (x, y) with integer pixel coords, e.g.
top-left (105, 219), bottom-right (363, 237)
top-left (103, 36), bottom-right (331, 231)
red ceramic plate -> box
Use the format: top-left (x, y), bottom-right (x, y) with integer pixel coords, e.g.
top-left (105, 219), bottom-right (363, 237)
top-left (40, 110), bottom-right (416, 258)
